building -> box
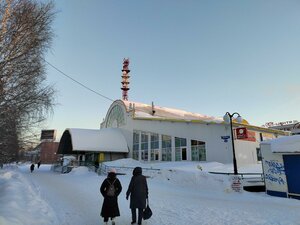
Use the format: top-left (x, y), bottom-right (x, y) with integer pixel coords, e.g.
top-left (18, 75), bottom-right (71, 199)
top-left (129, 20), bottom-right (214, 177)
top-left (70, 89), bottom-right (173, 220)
top-left (27, 141), bottom-right (59, 164)
top-left (57, 128), bottom-right (128, 164)
top-left (262, 120), bottom-right (300, 135)
top-left (39, 142), bottom-right (60, 164)
top-left (58, 99), bottom-right (287, 169)
top-left (260, 135), bottom-right (300, 199)
top-left (57, 58), bottom-right (288, 168)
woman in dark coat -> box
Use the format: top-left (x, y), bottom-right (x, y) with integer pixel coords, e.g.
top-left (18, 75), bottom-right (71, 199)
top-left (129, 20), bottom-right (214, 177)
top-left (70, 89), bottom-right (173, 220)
top-left (126, 167), bottom-right (148, 225)
top-left (100, 168), bottom-right (122, 225)
top-left (30, 163), bottom-right (35, 173)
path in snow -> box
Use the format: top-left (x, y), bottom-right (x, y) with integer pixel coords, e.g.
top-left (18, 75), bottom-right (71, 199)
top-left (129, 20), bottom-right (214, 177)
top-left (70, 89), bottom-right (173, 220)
top-left (23, 168), bottom-right (102, 225)
top-left (20, 165), bottom-right (300, 225)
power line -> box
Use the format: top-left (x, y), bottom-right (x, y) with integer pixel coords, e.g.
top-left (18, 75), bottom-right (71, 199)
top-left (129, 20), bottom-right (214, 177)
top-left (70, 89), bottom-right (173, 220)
top-left (44, 59), bottom-right (114, 102)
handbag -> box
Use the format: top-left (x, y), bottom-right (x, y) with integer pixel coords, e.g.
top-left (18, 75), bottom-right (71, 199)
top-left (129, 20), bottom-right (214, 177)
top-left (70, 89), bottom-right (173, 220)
top-left (143, 198), bottom-right (152, 220)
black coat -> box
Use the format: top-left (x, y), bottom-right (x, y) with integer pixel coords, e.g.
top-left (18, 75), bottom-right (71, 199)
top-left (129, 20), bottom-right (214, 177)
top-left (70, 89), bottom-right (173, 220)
top-left (100, 173), bottom-right (122, 218)
top-left (126, 167), bottom-right (148, 209)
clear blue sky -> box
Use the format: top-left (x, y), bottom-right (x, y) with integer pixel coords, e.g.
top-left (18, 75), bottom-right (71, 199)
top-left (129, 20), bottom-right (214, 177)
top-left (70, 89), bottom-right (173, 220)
top-left (44, 0), bottom-right (300, 139)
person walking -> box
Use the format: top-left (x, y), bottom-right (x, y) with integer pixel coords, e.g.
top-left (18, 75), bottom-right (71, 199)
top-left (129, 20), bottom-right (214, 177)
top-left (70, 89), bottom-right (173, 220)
top-left (94, 160), bottom-right (99, 173)
top-left (126, 167), bottom-right (149, 225)
top-left (37, 161), bottom-right (41, 169)
top-left (30, 163), bottom-right (35, 173)
top-left (100, 168), bottom-right (122, 225)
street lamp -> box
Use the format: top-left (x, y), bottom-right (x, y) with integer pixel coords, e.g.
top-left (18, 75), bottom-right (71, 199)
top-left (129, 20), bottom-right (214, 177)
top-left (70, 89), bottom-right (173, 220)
top-left (223, 112), bottom-right (243, 175)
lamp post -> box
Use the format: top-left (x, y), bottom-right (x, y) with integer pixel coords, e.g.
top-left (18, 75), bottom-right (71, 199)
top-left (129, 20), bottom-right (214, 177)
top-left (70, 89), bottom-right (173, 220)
top-left (223, 112), bottom-right (243, 175)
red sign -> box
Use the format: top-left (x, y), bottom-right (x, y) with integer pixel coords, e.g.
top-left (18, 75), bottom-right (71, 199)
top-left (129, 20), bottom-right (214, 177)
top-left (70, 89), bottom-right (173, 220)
top-left (236, 127), bottom-right (248, 139)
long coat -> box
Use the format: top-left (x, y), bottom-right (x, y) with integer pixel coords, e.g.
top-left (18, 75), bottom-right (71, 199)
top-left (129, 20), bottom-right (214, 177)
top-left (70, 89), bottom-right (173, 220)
top-left (126, 167), bottom-right (148, 209)
top-left (100, 173), bottom-right (122, 218)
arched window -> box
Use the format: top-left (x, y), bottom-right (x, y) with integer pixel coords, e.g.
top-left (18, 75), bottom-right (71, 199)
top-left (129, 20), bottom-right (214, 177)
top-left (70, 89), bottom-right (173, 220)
top-left (106, 104), bottom-right (125, 128)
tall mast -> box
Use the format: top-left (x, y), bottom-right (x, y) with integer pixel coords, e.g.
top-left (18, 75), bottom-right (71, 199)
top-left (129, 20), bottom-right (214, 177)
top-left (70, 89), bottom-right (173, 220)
top-left (121, 58), bottom-right (130, 101)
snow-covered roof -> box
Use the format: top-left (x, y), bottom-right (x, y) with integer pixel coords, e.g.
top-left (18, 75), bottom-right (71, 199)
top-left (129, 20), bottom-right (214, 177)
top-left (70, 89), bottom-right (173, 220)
top-left (59, 128), bottom-right (128, 153)
top-left (122, 100), bottom-right (223, 123)
top-left (262, 135), bottom-right (300, 153)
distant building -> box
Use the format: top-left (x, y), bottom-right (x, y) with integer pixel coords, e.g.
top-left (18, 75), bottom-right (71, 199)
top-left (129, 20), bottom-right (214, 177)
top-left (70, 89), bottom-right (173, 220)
top-left (58, 100), bottom-right (287, 169)
top-left (40, 142), bottom-right (59, 164)
top-left (262, 120), bottom-right (300, 135)
top-left (33, 141), bottom-right (59, 164)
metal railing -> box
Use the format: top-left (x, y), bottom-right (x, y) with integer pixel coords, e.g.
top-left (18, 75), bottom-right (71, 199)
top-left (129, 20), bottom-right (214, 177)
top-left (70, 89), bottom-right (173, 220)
top-left (98, 163), bottom-right (160, 176)
top-left (209, 171), bottom-right (265, 185)
top-left (51, 160), bottom-right (161, 176)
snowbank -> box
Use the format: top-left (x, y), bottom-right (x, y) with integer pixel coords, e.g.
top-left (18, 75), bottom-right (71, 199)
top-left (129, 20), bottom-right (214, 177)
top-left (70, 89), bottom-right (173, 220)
top-left (0, 168), bottom-right (58, 225)
top-left (262, 135), bottom-right (300, 153)
top-left (69, 166), bottom-right (90, 175)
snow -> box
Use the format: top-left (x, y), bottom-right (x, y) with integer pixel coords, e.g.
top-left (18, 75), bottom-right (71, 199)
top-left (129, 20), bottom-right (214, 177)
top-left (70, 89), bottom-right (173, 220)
top-left (262, 135), bottom-right (300, 153)
top-left (1, 160), bottom-right (300, 225)
top-left (122, 100), bottom-right (224, 123)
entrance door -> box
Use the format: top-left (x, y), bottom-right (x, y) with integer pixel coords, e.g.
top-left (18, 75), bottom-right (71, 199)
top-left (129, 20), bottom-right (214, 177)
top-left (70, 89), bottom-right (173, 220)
top-left (181, 148), bottom-right (187, 160)
top-left (283, 154), bottom-right (300, 199)
top-left (154, 150), bottom-right (159, 161)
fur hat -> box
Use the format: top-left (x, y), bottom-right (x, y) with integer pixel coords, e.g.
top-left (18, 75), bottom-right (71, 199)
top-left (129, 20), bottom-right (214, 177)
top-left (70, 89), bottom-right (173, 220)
top-left (108, 168), bottom-right (116, 173)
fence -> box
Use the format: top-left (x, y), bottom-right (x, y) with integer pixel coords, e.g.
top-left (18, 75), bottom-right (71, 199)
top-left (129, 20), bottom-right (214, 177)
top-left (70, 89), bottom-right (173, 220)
top-left (209, 171), bottom-right (265, 191)
top-left (97, 163), bottom-right (160, 177)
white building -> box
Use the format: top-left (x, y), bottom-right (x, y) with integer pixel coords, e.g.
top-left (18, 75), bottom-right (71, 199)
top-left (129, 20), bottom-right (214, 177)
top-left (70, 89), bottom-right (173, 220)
top-left (58, 99), bottom-right (287, 170)
top-left (262, 120), bottom-right (300, 135)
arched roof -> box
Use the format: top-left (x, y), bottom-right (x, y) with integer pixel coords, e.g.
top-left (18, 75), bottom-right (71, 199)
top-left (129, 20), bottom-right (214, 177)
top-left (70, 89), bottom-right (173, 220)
top-left (57, 128), bottom-right (129, 154)
top-left (106, 99), bottom-right (224, 123)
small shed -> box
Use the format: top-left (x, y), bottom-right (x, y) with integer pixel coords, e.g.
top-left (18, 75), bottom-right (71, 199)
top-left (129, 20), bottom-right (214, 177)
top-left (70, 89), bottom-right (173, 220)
top-left (57, 128), bottom-right (129, 163)
top-left (260, 135), bottom-right (300, 200)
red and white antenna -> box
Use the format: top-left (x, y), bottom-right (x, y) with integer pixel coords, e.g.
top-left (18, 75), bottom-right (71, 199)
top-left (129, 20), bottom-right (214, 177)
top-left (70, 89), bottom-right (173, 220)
top-left (121, 58), bottom-right (130, 101)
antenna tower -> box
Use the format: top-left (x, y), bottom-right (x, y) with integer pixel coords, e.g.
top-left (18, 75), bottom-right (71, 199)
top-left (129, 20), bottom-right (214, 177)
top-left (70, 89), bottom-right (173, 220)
top-left (121, 58), bottom-right (130, 101)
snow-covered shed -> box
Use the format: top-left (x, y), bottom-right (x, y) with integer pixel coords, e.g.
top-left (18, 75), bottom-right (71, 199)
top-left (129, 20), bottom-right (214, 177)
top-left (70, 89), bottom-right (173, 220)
top-left (260, 135), bottom-right (300, 199)
top-left (57, 128), bottom-right (129, 163)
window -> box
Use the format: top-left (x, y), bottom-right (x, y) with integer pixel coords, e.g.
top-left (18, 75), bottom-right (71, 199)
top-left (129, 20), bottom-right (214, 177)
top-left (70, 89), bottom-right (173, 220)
top-left (141, 132), bottom-right (148, 161)
top-left (150, 133), bottom-right (159, 161)
top-left (132, 131), bottom-right (139, 160)
top-left (175, 148), bottom-right (181, 161)
top-left (175, 137), bottom-right (186, 148)
top-left (162, 135), bottom-right (171, 148)
top-left (175, 137), bottom-right (187, 161)
top-left (141, 132), bottom-right (148, 150)
top-left (106, 105), bottom-right (125, 128)
top-left (191, 140), bottom-right (206, 161)
top-left (162, 135), bottom-right (172, 161)
top-left (151, 133), bottom-right (159, 149)
top-left (256, 148), bottom-right (262, 162)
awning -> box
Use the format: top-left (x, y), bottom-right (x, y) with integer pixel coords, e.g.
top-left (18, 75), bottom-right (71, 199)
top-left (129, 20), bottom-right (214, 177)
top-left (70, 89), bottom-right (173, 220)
top-left (57, 128), bottom-right (129, 154)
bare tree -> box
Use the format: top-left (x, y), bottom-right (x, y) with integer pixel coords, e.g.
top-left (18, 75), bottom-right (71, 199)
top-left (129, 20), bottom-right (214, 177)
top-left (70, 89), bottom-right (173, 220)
top-left (0, 0), bottom-right (56, 163)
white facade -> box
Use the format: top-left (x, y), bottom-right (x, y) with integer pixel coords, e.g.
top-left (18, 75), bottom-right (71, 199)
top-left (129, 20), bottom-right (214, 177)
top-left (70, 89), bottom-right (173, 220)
top-left (100, 100), bottom-right (287, 168)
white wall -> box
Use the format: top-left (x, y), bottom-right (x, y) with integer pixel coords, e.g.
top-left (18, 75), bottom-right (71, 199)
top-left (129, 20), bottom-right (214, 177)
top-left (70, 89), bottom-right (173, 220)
top-left (105, 101), bottom-right (266, 166)
top-left (123, 115), bottom-right (243, 165)
top-left (235, 140), bottom-right (259, 167)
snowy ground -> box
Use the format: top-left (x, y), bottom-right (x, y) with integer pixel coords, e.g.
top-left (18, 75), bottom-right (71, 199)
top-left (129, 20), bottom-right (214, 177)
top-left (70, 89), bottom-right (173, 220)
top-left (1, 159), bottom-right (300, 225)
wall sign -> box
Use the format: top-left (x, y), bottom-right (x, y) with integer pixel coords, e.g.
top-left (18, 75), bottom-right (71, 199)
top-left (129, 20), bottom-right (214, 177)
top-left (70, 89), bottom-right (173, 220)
top-left (221, 136), bottom-right (230, 143)
top-left (236, 127), bottom-right (248, 139)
